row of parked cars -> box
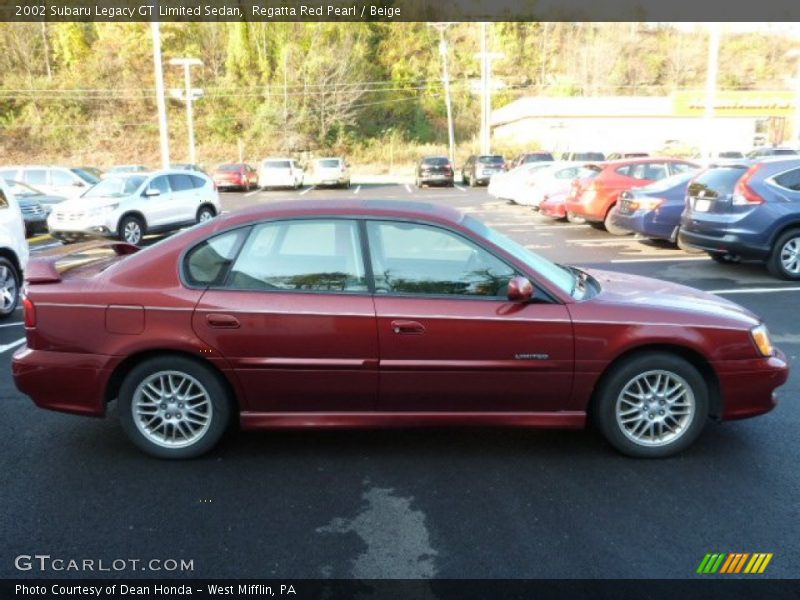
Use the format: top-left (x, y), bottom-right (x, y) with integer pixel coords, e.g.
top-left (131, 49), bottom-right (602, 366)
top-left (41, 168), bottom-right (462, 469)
top-left (487, 148), bottom-right (800, 280)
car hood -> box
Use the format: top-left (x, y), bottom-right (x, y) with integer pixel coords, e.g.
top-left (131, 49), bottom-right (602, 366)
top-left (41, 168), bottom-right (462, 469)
top-left (53, 196), bottom-right (128, 212)
top-left (583, 268), bottom-right (759, 329)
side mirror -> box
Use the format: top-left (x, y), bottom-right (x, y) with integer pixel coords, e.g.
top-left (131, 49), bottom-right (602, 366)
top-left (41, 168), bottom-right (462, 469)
top-left (144, 188), bottom-right (160, 197)
top-left (507, 276), bottom-right (534, 302)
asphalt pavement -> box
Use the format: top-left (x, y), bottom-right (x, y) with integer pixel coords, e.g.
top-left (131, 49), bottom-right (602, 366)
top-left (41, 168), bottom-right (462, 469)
top-left (1, 182), bottom-right (798, 579)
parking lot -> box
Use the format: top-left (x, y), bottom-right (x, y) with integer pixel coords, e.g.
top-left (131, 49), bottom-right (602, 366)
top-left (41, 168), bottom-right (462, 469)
top-left (2, 182), bottom-right (799, 579)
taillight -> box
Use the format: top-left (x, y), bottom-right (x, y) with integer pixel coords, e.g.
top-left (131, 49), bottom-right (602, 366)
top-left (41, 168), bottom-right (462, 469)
top-left (22, 296), bottom-right (36, 328)
top-left (732, 164), bottom-right (765, 205)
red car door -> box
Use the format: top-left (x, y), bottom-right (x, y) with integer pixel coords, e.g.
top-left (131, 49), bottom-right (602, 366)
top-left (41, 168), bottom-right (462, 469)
top-left (190, 219), bottom-right (378, 413)
top-left (366, 220), bottom-right (574, 413)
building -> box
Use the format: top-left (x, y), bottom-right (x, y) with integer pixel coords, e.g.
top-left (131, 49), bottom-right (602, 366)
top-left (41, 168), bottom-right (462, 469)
top-left (491, 91), bottom-right (797, 155)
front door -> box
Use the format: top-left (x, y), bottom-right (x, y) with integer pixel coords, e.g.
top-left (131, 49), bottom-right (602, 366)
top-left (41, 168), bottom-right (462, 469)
top-left (366, 220), bottom-right (574, 413)
top-left (191, 218), bottom-right (378, 413)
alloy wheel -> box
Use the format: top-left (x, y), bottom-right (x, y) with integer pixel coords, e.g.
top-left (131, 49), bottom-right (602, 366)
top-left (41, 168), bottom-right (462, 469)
top-left (0, 264), bottom-right (17, 315)
top-left (779, 237), bottom-right (800, 275)
top-left (123, 221), bottom-right (142, 244)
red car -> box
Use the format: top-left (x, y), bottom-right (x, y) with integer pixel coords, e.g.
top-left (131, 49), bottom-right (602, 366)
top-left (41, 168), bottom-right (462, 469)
top-left (212, 163), bottom-right (258, 191)
top-left (539, 192), bottom-right (568, 220)
top-left (564, 158), bottom-right (698, 235)
top-left (12, 201), bottom-right (787, 459)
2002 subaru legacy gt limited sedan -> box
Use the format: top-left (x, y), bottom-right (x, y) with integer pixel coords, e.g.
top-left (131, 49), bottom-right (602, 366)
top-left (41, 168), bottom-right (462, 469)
top-left (12, 200), bottom-right (788, 459)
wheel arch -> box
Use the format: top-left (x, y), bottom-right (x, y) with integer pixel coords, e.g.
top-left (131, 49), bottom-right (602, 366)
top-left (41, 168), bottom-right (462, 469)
top-left (196, 203), bottom-right (217, 218)
top-left (767, 220), bottom-right (800, 250)
top-left (587, 343), bottom-right (722, 421)
top-left (104, 349), bottom-right (239, 414)
top-left (0, 248), bottom-right (22, 278)
top-left (117, 210), bottom-right (148, 231)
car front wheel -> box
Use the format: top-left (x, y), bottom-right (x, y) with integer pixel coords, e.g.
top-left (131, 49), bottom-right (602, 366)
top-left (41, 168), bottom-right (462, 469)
top-left (767, 229), bottom-right (800, 280)
top-left (118, 356), bottom-right (232, 459)
top-left (197, 206), bottom-right (216, 223)
top-left (593, 352), bottom-right (708, 458)
top-left (603, 204), bottom-right (630, 236)
top-left (119, 215), bottom-right (145, 245)
top-left (0, 257), bottom-right (20, 320)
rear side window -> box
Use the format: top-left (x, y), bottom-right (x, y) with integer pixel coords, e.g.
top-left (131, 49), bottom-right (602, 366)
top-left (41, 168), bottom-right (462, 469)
top-left (687, 167), bottom-right (746, 199)
top-left (577, 165), bottom-right (602, 180)
top-left (773, 168), bottom-right (800, 192)
top-left (190, 175), bottom-right (207, 189)
top-left (671, 162), bottom-right (696, 174)
top-left (0, 169), bottom-right (20, 182)
top-left (422, 157), bottom-right (450, 166)
top-left (185, 229), bottom-right (248, 287)
top-left (478, 155), bottom-right (505, 164)
top-left (24, 169), bottom-right (48, 186)
top-left (51, 169), bottom-right (76, 186)
top-left (168, 174), bottom-right (194, 192)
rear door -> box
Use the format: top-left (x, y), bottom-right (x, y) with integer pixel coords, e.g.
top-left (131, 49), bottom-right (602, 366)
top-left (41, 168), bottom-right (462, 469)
top-left (367, 220), bottom-right (574, 413)
top-left (191, 218), bottom-right (378, 412)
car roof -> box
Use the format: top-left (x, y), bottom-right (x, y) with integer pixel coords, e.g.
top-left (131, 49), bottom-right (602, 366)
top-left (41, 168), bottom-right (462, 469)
top-left (217, 199), bottom-right (464, 229)
top-left (262, 157), bottom-right (294, 161)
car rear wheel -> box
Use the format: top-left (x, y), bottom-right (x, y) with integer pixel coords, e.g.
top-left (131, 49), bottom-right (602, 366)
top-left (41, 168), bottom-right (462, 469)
top-left (603, 205), bottom-right (630, 236)
top-left (197, 206), bottom-right (216, 223)
top-left (119, 356), bottom-right (232, 459)
top-left (119, 215), bottom-right (145, 245)
top-left (0, 257), bottom-right (20, 320)
top-left (767, 229), bottom-right (800, 280)
top-left (566, 212), bottom-right (586, 224)
top-left (593, 352), bottom-right (708, 458)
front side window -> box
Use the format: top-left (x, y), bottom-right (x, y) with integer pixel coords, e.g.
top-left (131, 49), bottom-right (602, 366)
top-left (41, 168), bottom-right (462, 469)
top-left (227, 219), bottom-right (367, 293)
top-left (51, 169), bottom-right (78, 186)
top-left (367, 221), bottom-right (515, 297)
top-left (148, 176), bottom-right (171, 195)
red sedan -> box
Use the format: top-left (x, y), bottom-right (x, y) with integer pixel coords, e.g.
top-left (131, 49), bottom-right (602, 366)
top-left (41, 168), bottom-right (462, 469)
top-left (564, 158), bottom-right (698, 235)
top-left (211, 163), bottom-right (258, 191)
top-left (12, 201), bottom-right (787, 459)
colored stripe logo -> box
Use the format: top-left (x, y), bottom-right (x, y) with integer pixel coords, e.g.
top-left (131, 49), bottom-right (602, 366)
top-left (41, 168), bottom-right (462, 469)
top-left (697, 553), bottom-right (773, 574)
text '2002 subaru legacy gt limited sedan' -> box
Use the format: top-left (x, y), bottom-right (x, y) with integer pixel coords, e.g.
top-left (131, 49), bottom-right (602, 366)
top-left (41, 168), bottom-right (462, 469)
top-left (12, 200), bottom-right (789, 459)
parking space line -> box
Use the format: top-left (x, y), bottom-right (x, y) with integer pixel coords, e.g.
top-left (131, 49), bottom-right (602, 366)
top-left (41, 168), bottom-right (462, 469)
top-left (299, 186), bottom-right (315, 196)
top-left (0, 322), bottom-right (23, 328)
top-left (454, 184), bottom-right (466, 192)
top-left (354, 185), bottom-right (361, 194)
top-left (710, 286), bottom-right (800, 295)
top-left (0, 338), bottom-right (25, 354)
top-left (244, 189), bottom-right (261, 197)
top-left (404, 184), bottom-right (413, 194)
top-left (610, 256), bottom-right (709, 263)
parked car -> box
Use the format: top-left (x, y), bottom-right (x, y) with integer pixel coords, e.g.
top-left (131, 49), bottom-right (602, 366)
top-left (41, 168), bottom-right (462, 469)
top-left (313, 157), bottom-right (351, 188)
top-left (104, 165), bottom-right (150, 178)
top-left (415, 156), bottom-right (454, 188)
top-left (606, 152), bottom-right (649, 160)
top-left (212, 163), bottom-right (258, 191)
top-left (0, 178), bottom-right (28, 319)
top-left (564, 158), bottom-right (699, 235)
top-left (560, 151), bottom-right (606, 162)
top-left (462, 155), bottom-right (507, 186)
top-left (538, 191), bottom-right (570, 220)
top-left (259, 158), bottom-right (304, 190)
top-left (0, 166), bottom-right (100, 200)
top-left (3, 182), bottom-right (49, 237)
top-left (679, 157), bottom-right (800, 279)
top-left (612, 170), bottom-right (700, 243)
top-left (47, 170), bottom-right (220, 245)
top-left (13, 200), bottom-right (789, 459)
top-left (511, 162), bottom-right (588, 208)
top-left (487, 161), bottom-right (552, 201)
top-left (2, 180), bottom-right (67, 215)
top-left (511, 151), bottom-right (556, 169)
top-left (746, 147), bottom-right (798, 159)
top-left (171, 163), bottom-right (207, 174)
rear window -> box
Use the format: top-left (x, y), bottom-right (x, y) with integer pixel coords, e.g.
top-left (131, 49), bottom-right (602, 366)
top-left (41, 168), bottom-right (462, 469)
top-left (217, 164), bottom-right (242, 172)
top-left (687, 167), bottom-right (746, 199)
top-left (422, 157), bottom-right (450, 166)
top-left (263, 160), bottom-right (291, 169)
top-left (576, 165), bottom-right (603, 180)
top-left (0, 169), bottom-right (20, 181)
top-left (317, 159), bottom-right (341, 168)
top-left (522, 153), bottom-right (554, 162)
top-left (478, 155), bottom-right (505, 164)
top-left (718, 151), bottom-right (744, 159)
top-left (773, 149), bottom-right (798, 156)
top-left (573, 152), bottom-right (606, 161)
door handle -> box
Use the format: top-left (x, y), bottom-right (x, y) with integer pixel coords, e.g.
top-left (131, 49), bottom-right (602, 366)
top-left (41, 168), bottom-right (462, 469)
top-left (206, 313), bottom-right (240, 329)
top-left (391, 320), bottom-right (425, 335)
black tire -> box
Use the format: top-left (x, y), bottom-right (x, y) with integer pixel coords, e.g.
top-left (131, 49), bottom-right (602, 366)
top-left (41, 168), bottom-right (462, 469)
top-left (767, 228), bottom-right (800, 280)
top-left (118, 215), bottom-right (145, 245)
top-left (118, 356), bottom-right (233, 459)
top-left (0, 257), bottom-right (20, 320)
top-left (592, 352), bottom-right (708, 458)
top-left (196, 206), bottom-right (216, 224)
top-left (603, 204), bottom-right (630, 236)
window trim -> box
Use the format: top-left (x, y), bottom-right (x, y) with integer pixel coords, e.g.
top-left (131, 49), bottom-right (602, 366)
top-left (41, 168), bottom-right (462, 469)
top-left (767, 165), bottom-right (800, 193)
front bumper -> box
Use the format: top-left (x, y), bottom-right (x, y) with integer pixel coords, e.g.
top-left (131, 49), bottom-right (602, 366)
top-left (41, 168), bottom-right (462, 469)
top-left (12, 346), bottom-right (117, 417)
top-left (715, 348), bottom-right (789, 420)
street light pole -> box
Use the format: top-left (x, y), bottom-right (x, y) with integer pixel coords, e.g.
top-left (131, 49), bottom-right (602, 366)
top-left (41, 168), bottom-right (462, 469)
top-left (474, 23), bottom-right (503, 155)
top-left (788, 49), bottom-right (800, 147)
top-left (702, 23), bottom-right (721, 161)
top-left (428, 23), bottom-right (456, 166)
top-left (150, 20), bottom-right (170, 170)
top-left (169, 58), bottom-right (203, 165)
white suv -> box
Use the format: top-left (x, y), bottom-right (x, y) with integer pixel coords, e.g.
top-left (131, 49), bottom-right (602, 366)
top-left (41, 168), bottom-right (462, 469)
top-left (259, 158), bottom-right (304, 190)
top-left (0, 179), bottom-right (29, 320)
top-left (47, 170), bottom-right (221, 245)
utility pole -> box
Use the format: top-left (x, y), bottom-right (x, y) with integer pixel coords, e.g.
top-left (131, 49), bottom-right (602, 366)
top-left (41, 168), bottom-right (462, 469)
top-left (150, 20), bottom-right (170, 170)
top-left (428, 23), bottom-right (456, 166)
top-left (702, 23), bottom-right (721, 161)
top-left (788, 49), bottom-right (800, 147)
top-left (169, 58), bottom-right (203, 165)
top-left (475, 23), bottom-right (503, 155)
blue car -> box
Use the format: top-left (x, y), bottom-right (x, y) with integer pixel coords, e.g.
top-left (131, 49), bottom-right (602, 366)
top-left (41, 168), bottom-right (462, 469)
top-left (613, 170), bottom-right (699, 242)
top-left (678, 157), bottom-right (800, 279)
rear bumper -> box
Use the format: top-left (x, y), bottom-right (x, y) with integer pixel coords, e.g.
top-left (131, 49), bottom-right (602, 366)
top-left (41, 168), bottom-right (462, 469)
top-left (677, 227), bottom-right (771, 260)
top-left (540, 199), bottom-right (566, 219)
top-left (614, 211), bottom-right (675, 241)
top-left (715, 349), bottom-right (789, 420)
top-left (12, 345), bottom-right (115, 417)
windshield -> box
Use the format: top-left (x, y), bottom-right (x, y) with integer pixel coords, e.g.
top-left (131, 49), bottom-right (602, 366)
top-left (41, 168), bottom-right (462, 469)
top-left (4, 180), bottom-right (40, 196)
top-left (478, 155), bottom-right (505, 164)
top-left (71, 168), bottom-right (101, 184)
top-left (84, 175), bottom-right (146, 198)
top-left (317, 159), bottom-right (341, 168)
top-left (463, 215), bottom-right (577, 297)
top-left (422, 157), bottom-right (450, 166)
top-left (640, 170), bottom-right (697, 193)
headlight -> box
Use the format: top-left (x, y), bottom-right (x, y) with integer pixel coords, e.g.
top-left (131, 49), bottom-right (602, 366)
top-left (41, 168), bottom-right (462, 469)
top-left (750, 324), bottom-right (774, 357)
